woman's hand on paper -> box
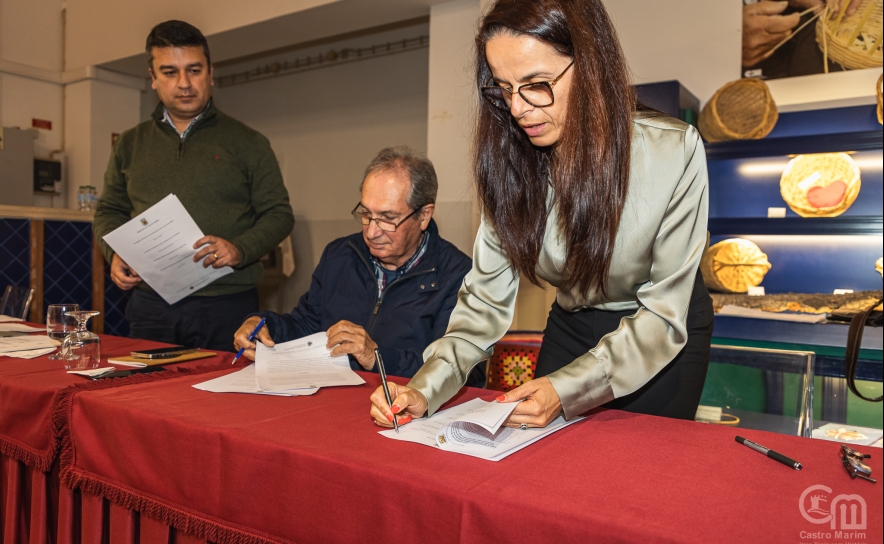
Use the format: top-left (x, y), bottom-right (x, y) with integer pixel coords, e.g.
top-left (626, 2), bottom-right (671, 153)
top-left (498, 377), bottom-right (563, 428)
top-left (193, 236), bottom-right (242, 268)
top-left (326, 320), bottom-right (378, 370)
top-left (110, 253), bottom-right (142, 290)
top-left (233, 316), bottom-right (274, 361)
top-left (370, 382), bottom-right (427, 428)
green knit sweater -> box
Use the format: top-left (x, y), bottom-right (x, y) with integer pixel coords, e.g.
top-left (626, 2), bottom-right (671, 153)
top-left (93, 101), bottom-right (294, 298)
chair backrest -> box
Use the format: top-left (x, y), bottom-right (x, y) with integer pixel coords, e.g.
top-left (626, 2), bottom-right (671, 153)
top-left (0, 285), bottom-right (35, 320)
top-left (485, 331), bottom-right (544, 392)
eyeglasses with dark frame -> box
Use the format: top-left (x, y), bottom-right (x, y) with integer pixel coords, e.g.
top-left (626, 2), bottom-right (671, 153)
top-left (351, 202), bottom-right (422, 232)
top-left (481, 61), bottom-right (574, 110)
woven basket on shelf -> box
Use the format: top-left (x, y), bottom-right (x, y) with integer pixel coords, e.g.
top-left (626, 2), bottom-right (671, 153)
top-left (816, 0), bottom-right (883, 70)
top-left (698, 79), bottom-right (778, 142)
top-left (701, 239), bottom-right (771, 294)
top-left (780, 153), bottom-right (861, 217)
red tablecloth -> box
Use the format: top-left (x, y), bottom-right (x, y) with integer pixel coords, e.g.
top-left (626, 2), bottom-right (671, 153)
top-left (0, 330), bottom-right (236, 544)
top-left (60, 369), bottom-right (883, 544)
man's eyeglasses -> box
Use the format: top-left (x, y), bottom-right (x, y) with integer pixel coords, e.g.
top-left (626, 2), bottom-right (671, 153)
top-left (351, 202), bottom-right (421, 232)
top-left (481, 61), bottom-right (574, 110)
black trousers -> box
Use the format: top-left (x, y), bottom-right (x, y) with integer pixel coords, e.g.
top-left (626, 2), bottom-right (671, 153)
top-left (535, 271), bottom-right (714, 420)
top-left (125, 288), bottom-right (259, 353)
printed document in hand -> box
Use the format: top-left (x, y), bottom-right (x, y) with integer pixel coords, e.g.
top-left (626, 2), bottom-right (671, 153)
top-left (255, 332), bottom-right (365, 391)
top-left (193, 364), bottom-right (319, 397)
top-left (102, 194), bottom-right (232, 304)
top-left (380, 398), bottom-right (581, 461)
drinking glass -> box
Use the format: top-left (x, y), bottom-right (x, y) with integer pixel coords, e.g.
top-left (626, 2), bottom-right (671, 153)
top-left (62, 310), bottom-right (101, 370)
top-left (46, 303), bottom-right (80, 360)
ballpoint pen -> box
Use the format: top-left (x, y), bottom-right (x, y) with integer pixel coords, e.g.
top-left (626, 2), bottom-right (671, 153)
top-left (374, 348), bottom-right (398, 433)
top-left (232, 318), bottom-right (266, 365)
top-left (735, 436), bottom-right (802, 470)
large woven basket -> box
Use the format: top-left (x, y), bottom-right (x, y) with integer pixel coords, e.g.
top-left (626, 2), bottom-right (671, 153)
top-left (698, 79), bottom-right (778, 142)
top-left (780, 153), bottom-right (861, 217)
top-left (816, 0), bottom-right (883, 70)
top-left (701, 239), bottom-right (771, 294)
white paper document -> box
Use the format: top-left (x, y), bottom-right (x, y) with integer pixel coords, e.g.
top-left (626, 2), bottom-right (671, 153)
top-left (0, 336), bottom-right (60, 354)
top-left (193, 364), bottom-right (319, 397)
top-left (717, 305), bottom-right (827, 323)
top-left (0, 347), bottom-right (57, 359)
top-left (67, 367), bottom-right (117, 378)
top-left (0, 323), bottom-right (45, 333)
top-left (381, 398), bottom-right (581, 461)
top-left (102, 194), bottom-right (233, 304)
top-left (0, 315), bottom-right (24, 322)
top-left (255, 332), bottom-right (365, 391)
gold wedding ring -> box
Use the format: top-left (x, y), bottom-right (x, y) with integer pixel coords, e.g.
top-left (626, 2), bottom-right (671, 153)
top-left (213, 252), bottom-right (218, 259)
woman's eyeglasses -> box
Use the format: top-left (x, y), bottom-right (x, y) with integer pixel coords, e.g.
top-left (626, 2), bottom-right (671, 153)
top-left (481, 61), bottom-right (573, 110)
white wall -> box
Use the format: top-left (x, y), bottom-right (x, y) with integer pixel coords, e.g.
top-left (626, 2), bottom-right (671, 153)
top-left (209, 22), bottom-right (430, 310)
top-left (426, 0), bottom-right (482, 256)
top-left (64, 0), bottom-right (339, 70)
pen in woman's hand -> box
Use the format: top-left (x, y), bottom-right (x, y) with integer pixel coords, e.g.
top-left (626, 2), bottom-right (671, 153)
top-left (232, 318), bottom-right (266, 365)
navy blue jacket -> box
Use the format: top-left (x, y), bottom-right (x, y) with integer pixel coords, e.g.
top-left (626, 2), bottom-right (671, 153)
top-left (256, 219), bottom-right (473, 378)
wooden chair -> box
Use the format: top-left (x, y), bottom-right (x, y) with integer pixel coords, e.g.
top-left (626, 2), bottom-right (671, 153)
top-left (0, 285), bottom-right (35, 320)
top-left (485, 331), bottom-right (543, 392)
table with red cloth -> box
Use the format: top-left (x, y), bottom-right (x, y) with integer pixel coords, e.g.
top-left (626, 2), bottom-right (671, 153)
top-left (0, 330), bottom-right (234, 544)
top-left (58, 367), bottom-right (883, 544)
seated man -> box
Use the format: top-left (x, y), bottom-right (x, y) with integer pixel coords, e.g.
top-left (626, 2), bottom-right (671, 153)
top-left (234, 146), bottom-right (477, 381)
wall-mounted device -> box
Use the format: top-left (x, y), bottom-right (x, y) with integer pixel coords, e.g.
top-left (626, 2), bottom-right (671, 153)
top-left (34, 158), bottom-right (62, 194)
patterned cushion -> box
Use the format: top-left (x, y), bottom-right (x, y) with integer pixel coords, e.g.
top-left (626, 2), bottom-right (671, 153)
top-left (485, 331), bottom-right (543, 392)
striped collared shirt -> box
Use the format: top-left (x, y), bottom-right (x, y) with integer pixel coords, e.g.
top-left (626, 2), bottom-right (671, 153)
top-left (370, 231), bottom-right (429, 298)
top-left (162, 101), bottom-right (211, 139)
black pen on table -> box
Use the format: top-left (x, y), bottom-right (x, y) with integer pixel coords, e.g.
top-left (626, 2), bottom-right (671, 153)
top-left (374, 348), bottom-right (398, 434)
top-left (736, 436), bottom-right (802, 470)
top-left (232, 318), bottom-right (266, 365)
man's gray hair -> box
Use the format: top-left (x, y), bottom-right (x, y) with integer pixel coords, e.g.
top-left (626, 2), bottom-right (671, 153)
top-left (362, 146), bottom-right (437, 211)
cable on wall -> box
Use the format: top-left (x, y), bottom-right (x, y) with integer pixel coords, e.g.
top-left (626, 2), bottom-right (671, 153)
top-left (216, 35), bottom-right (429, 88)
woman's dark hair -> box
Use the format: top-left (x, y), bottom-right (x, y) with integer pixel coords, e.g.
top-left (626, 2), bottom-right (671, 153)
top-left (474, 0), bottom-right (635, 296)
top-left (146, 20), bottom-right (211, 69)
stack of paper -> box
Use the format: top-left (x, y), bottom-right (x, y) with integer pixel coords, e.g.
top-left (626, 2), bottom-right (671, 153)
top-left (192, 331), bottom-right (363, 396)
top-left (0, 315), bottom-right (25, 322)
top-left (193, 364), bottom-right (318, 397)
top-left (381, 398), bottom-right (581, 461)
top-left (0, 336), bottom-right (60, 359)
top-left (0, 323), bottom-right (46, 333)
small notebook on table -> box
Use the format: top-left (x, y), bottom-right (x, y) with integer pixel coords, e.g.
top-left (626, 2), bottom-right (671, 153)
top-left (108, 351), bottom-right (218, 367)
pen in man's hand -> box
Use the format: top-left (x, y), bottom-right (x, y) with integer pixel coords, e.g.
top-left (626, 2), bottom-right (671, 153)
top-left (374, 348), bottom-right (398, 433)
top-left (232, 318), bottom-right (266, 365)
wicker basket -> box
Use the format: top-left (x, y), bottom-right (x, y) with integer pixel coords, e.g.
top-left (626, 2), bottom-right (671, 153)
top-left (780, 153), bottom-right (861, 217)
top-left (698, 79), bottom-right (778, 142)
top-left (701, 239), bottom-right (771, 293)
top-left (816, 0), bottom-right (883, 70)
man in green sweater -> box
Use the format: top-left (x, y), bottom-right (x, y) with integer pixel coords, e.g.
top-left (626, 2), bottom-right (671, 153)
top-left (93, 20), bottom-right (294, 351)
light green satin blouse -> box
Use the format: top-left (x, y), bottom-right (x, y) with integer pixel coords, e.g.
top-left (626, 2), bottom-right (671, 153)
top-left (409, 113), bottom-right (709, 419)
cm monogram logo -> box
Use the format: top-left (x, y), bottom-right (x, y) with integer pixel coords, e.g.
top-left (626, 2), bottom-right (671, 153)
top-left (799, 484), bottom-right (867, 530)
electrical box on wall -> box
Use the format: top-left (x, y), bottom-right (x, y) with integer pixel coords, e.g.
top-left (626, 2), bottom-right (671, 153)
top-left (0, 126), bottom-right (36, 207)
top-left (34, 159), bottom-right (62, 193)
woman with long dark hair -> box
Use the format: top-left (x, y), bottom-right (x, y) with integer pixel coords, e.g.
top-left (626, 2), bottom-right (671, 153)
top-left (370, 0), bottom-right (713, 428)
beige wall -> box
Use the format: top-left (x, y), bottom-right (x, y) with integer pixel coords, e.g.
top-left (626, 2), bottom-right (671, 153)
top-left (63, 0), bottom-right (339, 70)
top-left (205, 22), bottom-right (430, 311)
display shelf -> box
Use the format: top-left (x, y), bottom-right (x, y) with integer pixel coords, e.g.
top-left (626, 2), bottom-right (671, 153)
top-left (708, 216), bottom-right (883, 236)
top-left (704, 130), bottom-right (883, 161)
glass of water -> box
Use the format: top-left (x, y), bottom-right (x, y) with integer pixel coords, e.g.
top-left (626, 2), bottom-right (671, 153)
top-left (46, 303), bottom-right (79, 360)
top-left (62, 310), bottom-right (101, 370)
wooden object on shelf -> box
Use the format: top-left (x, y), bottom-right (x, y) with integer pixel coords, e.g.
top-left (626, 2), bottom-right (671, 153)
top-left (698, 79), bottom-right (778, 142)
top-left (816, 0), bottom-right (883, 71)
top-left (711, 290), bottom-right (883, 314)
top-left (701, 238), bottom-right (771, 293)
top-left (877, 74), bottom-right (882, 124)
top-left (779, 153), bottom-right (861, 217)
